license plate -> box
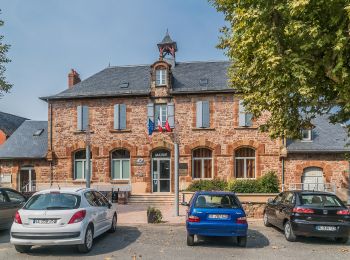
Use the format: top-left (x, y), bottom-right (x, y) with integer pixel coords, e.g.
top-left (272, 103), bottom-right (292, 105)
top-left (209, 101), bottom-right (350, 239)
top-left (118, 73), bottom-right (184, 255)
top-left (316, 226), bottom-right (337, 231)
top-left (32, 219), bottom-right (57, 224)
top-left (208, 214), bottom-right (229, 219)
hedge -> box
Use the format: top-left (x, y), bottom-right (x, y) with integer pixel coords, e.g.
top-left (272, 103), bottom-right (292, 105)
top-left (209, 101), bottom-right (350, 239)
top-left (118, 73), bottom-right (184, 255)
top-left (185, 171), bottom-right (279, 193)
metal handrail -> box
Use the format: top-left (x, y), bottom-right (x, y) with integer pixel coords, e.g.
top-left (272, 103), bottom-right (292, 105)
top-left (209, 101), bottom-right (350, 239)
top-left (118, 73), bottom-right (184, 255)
top-left (284, 183), bottom-right (336, 193)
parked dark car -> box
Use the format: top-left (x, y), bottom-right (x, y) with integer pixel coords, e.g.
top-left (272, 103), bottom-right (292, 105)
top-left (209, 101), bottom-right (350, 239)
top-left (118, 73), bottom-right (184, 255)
top-left (0, 188), bottom-right (27, 230)
top-left (263, 191), bottom-right (350, 243)
top-left (183, 191), bottom-right (248, 247)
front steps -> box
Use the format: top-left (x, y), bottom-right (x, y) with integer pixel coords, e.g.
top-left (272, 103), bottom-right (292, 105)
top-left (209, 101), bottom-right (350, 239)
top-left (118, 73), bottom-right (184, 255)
top-left (128, 193), bottom-right (180, 205)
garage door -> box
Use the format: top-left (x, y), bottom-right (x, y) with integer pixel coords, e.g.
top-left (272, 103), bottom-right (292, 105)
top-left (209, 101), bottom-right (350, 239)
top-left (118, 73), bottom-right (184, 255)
top-left (302, 167), bottom-right (324, 191)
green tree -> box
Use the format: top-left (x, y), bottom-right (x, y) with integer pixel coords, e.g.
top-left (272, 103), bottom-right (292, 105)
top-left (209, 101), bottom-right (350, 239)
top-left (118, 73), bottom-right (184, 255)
top-left (0, 11), bottom-right (11, 96)
top-left (211, 0), bottom-right (350, 138)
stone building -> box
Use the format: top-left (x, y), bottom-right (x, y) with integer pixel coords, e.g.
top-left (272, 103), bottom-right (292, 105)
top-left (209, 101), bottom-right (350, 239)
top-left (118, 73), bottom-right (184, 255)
top-left (0, 32), bottom-right (349, 196)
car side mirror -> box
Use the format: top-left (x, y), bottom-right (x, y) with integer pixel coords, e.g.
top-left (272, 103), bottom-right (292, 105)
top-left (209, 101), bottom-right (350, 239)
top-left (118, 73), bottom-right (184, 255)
top-left (181, 202), bottom-right (190, 207)
top-left (267, 198), bottom-right (274, 204)
top-left (108, 201), bottom-right (112, 209)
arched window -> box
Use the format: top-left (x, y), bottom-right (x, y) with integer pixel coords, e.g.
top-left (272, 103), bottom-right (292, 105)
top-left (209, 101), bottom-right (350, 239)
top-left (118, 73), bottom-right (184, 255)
top-left (74, 150), bottom-right (92, 180)
top-left (192, 148), bottom-right (213, 179)
top-left (235, 147), bottom-right (255, 178)
top-left (111, 149), bottom-right (130, 180)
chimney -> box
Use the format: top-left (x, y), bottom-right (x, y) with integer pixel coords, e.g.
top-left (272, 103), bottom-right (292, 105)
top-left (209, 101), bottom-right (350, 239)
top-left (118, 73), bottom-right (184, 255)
top-left (68, 69), bottom-right (81, 88)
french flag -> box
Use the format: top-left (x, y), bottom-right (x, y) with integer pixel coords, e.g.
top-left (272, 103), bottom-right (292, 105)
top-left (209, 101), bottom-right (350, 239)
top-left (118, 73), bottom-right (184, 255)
top-left (157, 116), bottom-right (163, 132)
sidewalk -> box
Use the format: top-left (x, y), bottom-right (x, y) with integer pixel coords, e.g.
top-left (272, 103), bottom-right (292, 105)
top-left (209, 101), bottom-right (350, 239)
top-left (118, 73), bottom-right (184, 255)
top-left (116, 204), bottom-right (187, 224)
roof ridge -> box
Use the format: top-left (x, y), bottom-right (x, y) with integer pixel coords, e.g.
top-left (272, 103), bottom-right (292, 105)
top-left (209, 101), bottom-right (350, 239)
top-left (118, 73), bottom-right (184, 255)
top-left (0, 111), bottom-right (28, 120)
top-left (105, 60), bottom-right (230, 69)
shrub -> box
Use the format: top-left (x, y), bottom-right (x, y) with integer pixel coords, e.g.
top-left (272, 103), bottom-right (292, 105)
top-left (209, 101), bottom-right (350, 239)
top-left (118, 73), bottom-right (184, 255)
top-left (227, 171), bottom-right (279, 193)
top-left (227, 179), bottom-right (261, 193)
top-left (185, 172), bottom-right (279, 193)
top-left (258, 171), bottom-right (279, 193)
top-left (147, 207), bottom-right (163, 223)
top-left (186, 179), bottom-right (227, 191)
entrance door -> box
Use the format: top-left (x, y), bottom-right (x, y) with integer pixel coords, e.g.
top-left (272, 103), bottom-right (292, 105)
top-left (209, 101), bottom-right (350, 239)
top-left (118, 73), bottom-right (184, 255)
top-left (302, 167), bottom-right (324, 191)
top-left (152, 149), bottom-right (171, 193)
top-left (19, 167), bottom-right (36, 192)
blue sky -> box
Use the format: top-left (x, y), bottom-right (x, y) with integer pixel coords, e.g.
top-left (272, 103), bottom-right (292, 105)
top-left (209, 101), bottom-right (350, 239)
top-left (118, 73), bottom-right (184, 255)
top-left (0, 0), bottom-right (226, 120)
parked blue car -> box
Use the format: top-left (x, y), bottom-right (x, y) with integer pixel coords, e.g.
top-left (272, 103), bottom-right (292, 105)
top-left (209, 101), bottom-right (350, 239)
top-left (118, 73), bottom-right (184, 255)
top-left (183, 191), bottom-right (248, 247)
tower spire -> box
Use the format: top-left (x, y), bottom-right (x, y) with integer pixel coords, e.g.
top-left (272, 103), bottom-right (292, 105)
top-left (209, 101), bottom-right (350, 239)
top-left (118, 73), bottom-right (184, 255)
top-left (157, 30), bottom-right (177, 62)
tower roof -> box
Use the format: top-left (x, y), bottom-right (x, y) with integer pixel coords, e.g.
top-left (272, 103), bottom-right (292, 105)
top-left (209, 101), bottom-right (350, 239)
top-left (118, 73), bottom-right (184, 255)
top-left (157, 30), bottom-right (177, 52)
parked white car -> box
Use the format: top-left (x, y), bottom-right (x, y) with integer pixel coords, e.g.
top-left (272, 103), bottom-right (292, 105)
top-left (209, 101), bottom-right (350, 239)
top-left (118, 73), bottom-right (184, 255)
top-left (10, 188), bottom-right (117, 253)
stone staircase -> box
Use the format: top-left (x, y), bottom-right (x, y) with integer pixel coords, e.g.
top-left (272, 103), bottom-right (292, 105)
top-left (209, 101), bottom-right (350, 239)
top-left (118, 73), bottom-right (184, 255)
top-left (128, 193), bottom-right (179, 205)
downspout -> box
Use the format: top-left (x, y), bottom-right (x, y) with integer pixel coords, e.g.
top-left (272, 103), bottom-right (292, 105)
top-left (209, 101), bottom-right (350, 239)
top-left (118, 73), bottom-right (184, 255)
top-left (49, 102), bottom-right (53, 186)
top-left (348, 159), bottom-right (350, 206)
top-left (281, 135), bottom-right (286, 191)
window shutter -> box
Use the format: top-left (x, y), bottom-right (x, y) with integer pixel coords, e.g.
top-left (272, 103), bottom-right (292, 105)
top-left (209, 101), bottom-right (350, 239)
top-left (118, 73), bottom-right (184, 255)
top-left (196, 101), bottom-right (203, 128)
top-left (239, 100), bottom-right (246, 126)
top-left (202, 101), bottom-right (210, 128)
top-left (120, 104), bottom-right (126, 130)
top-left (82, 106), bottom-right (89, 130)
top-left (77, 106), bottom-right (83, 131)
top-left (147, 103), bottom-right (154, 123)
top-left (167, 103), bottom-right (175, 128)
top-left (114, 104), bottom-right (120, 130)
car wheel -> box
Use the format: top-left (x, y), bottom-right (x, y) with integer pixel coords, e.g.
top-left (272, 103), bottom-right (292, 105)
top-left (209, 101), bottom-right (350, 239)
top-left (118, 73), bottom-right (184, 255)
top-left (187, 233), bottom-right (195, 246)
top-left (14, 245), bottom-right (32, 253)
top-left (237, 236), bottom-right (247, 247)
top-left (77, 225), bottom-right (94, 253)
top-left (108, 214), bottom-right (117, 233)
top-left (335, 237), bottom-right (349, 244)
top-left (263, 212), bottom-right (272, 227)
top-left (284, 221), bottom-right (297, 242)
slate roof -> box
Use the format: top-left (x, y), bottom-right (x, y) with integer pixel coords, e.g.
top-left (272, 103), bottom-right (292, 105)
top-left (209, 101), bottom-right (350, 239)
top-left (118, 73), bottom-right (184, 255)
top-left (0, 111), bottom-right (27, 136)
top-left (158, 31), bottom-right (176, 45)
top-left (286, 115), bottom-right (350, 153)
top-left (40, 61), bottom-right (232, 100)
top-left (0, 121), bottom-right (48, 159)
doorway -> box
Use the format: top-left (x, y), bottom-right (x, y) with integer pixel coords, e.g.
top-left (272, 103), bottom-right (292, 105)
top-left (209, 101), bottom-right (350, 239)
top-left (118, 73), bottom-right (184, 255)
top-left (152, 149), bottom-right (171, 192)
top-left (19, 166), bottom-right (36, 192)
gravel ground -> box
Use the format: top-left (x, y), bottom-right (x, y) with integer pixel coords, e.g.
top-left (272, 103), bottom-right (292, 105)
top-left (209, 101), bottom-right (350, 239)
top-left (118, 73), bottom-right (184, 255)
top-left (0, 221), bottom-right (349, 260)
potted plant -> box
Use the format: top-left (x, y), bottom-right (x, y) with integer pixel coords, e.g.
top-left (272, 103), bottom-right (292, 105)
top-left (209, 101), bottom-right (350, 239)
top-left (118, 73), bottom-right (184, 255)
top-left (147, 206), bottom-right (163, 223)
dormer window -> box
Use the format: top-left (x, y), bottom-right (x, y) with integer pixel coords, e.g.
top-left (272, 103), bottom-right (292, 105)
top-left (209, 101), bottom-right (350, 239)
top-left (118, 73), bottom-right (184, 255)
top-left (156, 69), bottom-right (166, 86)
top-left (301, 129), bottom-right (312, 141)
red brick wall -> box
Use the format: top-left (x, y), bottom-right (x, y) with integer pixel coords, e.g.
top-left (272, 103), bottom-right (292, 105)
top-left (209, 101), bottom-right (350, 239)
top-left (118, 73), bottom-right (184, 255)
top-left (0, 159), bottom-right (50, 190)
top-left (47, 93), bottom-right (282, 193)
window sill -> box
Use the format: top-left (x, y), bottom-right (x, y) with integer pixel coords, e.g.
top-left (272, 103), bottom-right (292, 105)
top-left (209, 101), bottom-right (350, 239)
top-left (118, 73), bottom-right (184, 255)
top-left (155, 84), bottom-right (167, 87)
top-left (234, 127), bottom-right (258, 130)
top-left (109, 129), bottom-right (132, 133)
top-left (192, 127), bottom-right (215, 131)
top-left (110, 180), bottom-right (130, 184)
top-left (73, 131), bottom-right (95, 135)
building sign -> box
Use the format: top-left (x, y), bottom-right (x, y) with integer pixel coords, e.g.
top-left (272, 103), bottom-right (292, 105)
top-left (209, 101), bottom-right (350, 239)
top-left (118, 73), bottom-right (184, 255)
top-left (152, 149), bottom-right (170, 158)
top-left (135, 158), bottom-right (145, 166)
top-left (135, 172), bottom-right (144, 177)
top-left (179, 169), bottom-right (188, 176)
top-left (179, 163), bottom-right (188, 169)
top-left (0, 174), bottom-right (12, 183)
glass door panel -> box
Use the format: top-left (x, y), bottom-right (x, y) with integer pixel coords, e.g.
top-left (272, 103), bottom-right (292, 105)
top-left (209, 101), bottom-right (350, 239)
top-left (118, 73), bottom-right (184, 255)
top-left (152, 159), bottom-right (158, 192)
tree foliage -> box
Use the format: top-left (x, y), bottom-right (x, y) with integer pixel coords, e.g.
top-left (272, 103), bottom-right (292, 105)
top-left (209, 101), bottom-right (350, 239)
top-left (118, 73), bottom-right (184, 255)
top-left (211, 0), bottom-right (350, 138)
top-left (0, 11), bottom-right (11, 96)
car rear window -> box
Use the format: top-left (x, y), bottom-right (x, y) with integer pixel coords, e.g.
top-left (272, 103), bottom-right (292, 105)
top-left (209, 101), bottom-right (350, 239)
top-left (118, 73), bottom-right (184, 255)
top-left (300, 194), bottom-right (343, 207)
top-left (24, 193), bottom-right (81, 210)
top-left (194, 194), bottom-right (240, 209)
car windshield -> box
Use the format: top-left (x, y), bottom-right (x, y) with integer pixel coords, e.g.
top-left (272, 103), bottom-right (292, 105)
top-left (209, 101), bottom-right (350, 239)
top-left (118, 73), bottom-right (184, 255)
top-left (300, 194), bottom-right (343, 207)
top-left (194, 194), bottom-right (240, 209)
top-left (24, 193), bottom-right (81, 210)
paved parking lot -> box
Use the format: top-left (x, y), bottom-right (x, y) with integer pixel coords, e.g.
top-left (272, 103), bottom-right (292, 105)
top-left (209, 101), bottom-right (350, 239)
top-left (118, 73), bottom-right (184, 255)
top-left (0, 221), bottom-right (349, 260)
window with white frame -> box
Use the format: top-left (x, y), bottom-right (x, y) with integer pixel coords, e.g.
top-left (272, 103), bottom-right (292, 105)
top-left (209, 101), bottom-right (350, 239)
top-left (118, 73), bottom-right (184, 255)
top-left (74, 150), bottom-right (92, 180)
top-left (192, 148), bottom-right (213, 179)
top-left (301, 129), bottom-right (312, 141)
top-left (154, 104), bottom-right (167, 127)
top-left (156, 69), bottom-right (166, 86)
top-left (235, 147), bottom-right (255, 178)
top-left (111, 149), bottom-right (130, 180)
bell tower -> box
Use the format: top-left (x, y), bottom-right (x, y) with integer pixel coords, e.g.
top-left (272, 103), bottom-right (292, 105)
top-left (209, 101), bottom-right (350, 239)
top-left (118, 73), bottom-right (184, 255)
top-left (157, 30), bottom-right (177, 66)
